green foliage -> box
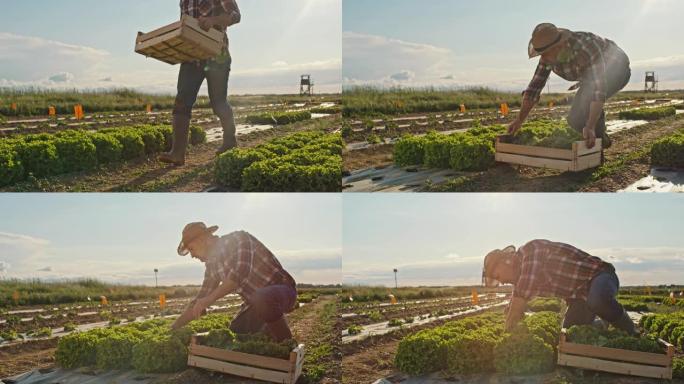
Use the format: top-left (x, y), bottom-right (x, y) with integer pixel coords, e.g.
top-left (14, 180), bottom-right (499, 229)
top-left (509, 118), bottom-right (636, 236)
top-left (347, 325), bottom-right (362, 335)
top-left (527, 297), bottom-right (562, 312)
top-left (568, 324), bottom-right (664, 353)
top-left (30, 327), bottom-right (53, 338)
top-left (95, 330), bottom-right (142, 369)
top-left (105, 129), bottom-right (146, 160)
top-left (619, 106), bottom-right (677, 121)
top-left (189, 125), bottom-right (207, 145)
top-left (388, 318), bottom-right (403, 327)
top-left (14, 140), bottom-right (61, 178)
top-left (132, 335), bottom-right (188, 373)
top-left (232, 333), bottom-right (297, 360)
top-left (674, 357), bottom-right (684, 379)
top-left (245, 110), bottom-right (312, 125)
top-left (366, 133), bottom-right (382, 145)
top-left (53, 131), bottom-right (98, 172)
top-left (0, 329), bottom-right (21, 341)
top-left (651, 130), bottom-right (684, 168)
top-left (445, 326), bottom-right (502, 374)
top-left (393, 135), bottom-right (427, 166)
top-left (511, 120), bottom-right (582, 149)
top-left (63, 322), bottom-right (77, 332)
top-left (310, 106), bottom-right (341, 114)
top-left (216, 131), bottom-right (342, 192)
top-left (493, 331), bottom-right (555, 375)
top-left (203, 328), bottom-right (235, 348)
top-left (56, 328), bottom-right (112, 368)
top-left (367, 310), bottom-right (383, 322)
top-left (0, 142), bottom-right (24, 186)
top-left (90, 132), bottom-right (123, 164)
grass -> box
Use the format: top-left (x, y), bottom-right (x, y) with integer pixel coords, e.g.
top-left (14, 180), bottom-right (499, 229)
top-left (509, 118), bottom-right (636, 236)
top-left (341, 286), bottom-right (507, 303)
top-left (0, 278), bottom-right (200, 308)
top-left (342, 86), bottom-right (573, 118)
top-left (301, 301), bottom-right (340, 383)
top-left (0, 88), bottom-right (341, 117)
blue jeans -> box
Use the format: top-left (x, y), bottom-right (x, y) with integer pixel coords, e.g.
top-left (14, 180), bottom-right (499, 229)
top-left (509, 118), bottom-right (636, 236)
top-left (566, 45), bottom-right (631, 142)
top-left (230, 285), bottom-right (298, 334)
top-left (563, 271), bottom-right (624, 328)
top-left (173, 55), bottom-right (236, 145)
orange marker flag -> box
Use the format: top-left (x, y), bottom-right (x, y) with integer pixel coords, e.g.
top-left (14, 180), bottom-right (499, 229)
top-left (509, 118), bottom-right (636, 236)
top-left (500, 103), bottom-right (510, 116)
top-left (471, 289), bottom-right (479, 305)
top-left (10, 103), bottom-right (17, 111)
top-left (460, 104), bottom-right (466, 113)
top-left (12, 291), bottom-right (20, 305)
top-left (48, 106), bottom-right (56, 116)
top-left (101, 296), bottom-right (108, 306)
top-left (159, 294), bottom-right (166, 309)
top-left (146, 104), bottom-right (153, 113)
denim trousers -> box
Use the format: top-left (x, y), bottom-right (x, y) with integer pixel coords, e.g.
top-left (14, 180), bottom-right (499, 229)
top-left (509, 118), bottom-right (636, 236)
top-left (563, 271), bottom-right (625, 328)
top-left (230, 284), bottom-right (298, 334)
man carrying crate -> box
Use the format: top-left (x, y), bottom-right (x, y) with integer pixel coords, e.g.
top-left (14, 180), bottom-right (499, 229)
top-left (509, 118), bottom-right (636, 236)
top-left (481, 239), bottom-right (639, 335)
top-left (508, 23), bottom-right (631, 149)
top-left (171, 222), bottom-right (298, 342)
top-left (159, 0), bottom-right (241, 166)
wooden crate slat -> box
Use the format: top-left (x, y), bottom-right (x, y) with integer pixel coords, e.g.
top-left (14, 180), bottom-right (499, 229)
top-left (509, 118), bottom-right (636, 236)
top-left (495, 152), bottom-right (573, 171)
top-left (189, 343), bottom-right (292, 372)
top-left (135, 15), bottom-right (224, 64)
top-left (573, 152), bottom-right (602, 171)
top-left (575, 139), bottom-right (603, 156)
top-left (496, 141), bottom-right (575, 160)
top-left (188, 355), bottom-right (292, 384)
top-left (558, 353), bottom-right (673, 380)
top-left (559, 341), bottom-right (672, 366)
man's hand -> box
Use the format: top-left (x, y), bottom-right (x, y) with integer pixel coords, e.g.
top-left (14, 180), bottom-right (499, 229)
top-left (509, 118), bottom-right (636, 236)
top-left (190, 297), bottom-right (211, 318)
top-left (583, 125), bottom-right (597, 149)
top-left (507, 119), bottom-right (524, 135)
top-left (198, 16), bottom-right (216, 32)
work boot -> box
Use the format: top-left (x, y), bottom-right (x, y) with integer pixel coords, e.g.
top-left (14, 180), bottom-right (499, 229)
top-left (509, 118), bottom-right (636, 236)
top-left (159, 115), bottom-right (190, 166)
top-left (611, 310), bottom-right (639, 336)
top-left (265, 316), bottom-right (293, 342)
top-left (601, 131), bottom-right (612, 149)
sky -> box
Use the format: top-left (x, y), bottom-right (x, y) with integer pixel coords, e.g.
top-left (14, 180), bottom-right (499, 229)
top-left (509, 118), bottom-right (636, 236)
top-left (343, 194), bottom-right (684, 287)
top-left (343, 0), bottom-right (684, 92)
top-left (0, 0), bottom-right (341, 95)
top-left (0, 194), bottom-right (342, 286)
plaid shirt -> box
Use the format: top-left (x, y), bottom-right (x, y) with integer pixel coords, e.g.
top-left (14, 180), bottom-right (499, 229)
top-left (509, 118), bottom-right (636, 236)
top-left (513, 239), bottom-right (613, 300)
top-left (525, 31), bottom-right (620, 103)
top-left (197, 231), bottom-right (296, 301)
top-left (180, 0), bottom-right (240, 20)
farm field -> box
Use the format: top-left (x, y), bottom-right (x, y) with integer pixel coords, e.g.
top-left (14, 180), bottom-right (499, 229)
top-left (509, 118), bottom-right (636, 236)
top-left (0, 89), bottom-right (342, 192)
top-left (341, 88), bottom-right (684, 193)
top-left (0, 279), bottom-right (341, 384)
top-left (340, 286), bottom-right (684, 384)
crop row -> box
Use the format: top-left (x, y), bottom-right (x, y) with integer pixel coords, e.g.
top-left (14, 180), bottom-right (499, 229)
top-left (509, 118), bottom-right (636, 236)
top-left (394, 311), bottom-right (560, 376)
top-left (651, 129), bottom-right (684, 168)
top-left (619, 106), bottom-right (677, 121)
top-left (245, 110), bottom-right (312, 125)
top-left (55, 313), bottom-right (294, 373)
top-left (639, 311), bottom-right (684, 349)
top-left (0, 125), bottom-right (206, 186)
top-left (215, 131), bottom-right (342, 192)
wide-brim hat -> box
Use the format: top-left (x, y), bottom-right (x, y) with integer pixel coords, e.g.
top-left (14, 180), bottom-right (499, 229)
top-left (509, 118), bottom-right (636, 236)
top-left (177, 222), bottom-right (219, 256)
top-left (482, 245), bottom-right (517, 287)
top-left (528, 23), bottom-right (571, 59)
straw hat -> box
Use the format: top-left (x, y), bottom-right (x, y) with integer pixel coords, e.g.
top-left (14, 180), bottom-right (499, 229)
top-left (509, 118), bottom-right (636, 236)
top-left (177, 222), bottom-right (219, 256)
top-left (482, 246), bottom-right (517, 287)
top-left (528, 23), bottom-right (571, 59)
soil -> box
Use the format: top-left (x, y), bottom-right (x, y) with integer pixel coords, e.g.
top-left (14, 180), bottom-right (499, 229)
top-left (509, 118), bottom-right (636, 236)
top-left (0, 339), bottom-right (57, 378)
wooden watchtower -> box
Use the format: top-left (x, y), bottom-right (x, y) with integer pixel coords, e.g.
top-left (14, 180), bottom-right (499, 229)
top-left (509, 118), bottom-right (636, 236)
top-left (300, 75), bottom-right (314, 96)
top-left (645, 71), bottom-right (658, 93)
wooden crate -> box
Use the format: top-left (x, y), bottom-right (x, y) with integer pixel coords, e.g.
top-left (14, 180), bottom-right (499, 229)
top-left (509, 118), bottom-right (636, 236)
top-left (187, 334), bottom-right (305, 384)
top-left (135, 15), bottom-right (224, 65)
top-left (557, 328), bottom-right (675, 379)
top-left (495, 135), bottom-right (602, 172)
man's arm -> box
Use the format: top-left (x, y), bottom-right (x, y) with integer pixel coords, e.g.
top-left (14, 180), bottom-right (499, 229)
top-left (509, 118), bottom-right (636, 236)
top-left (171, 272), bottom-right (218, 330)
top-left (583, 41), bottom-right (608, 148)
top-left (509, 62), bottom-right (551, 134)
top-left (198, 0), bottom-right (241, 31)
top-left (505, 296), bottom-right (527, 331)
top-left (189, 277), bottom-right (239, 316)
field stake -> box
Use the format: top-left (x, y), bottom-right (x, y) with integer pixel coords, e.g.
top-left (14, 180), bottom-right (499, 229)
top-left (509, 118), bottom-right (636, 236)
top-left (48, 106), bottom-right (56, 117)
top-left (10, 102), bottom-right (17, 111)
top-left (471, 289), bottom-right (479, 305)
top-left (146, 104), bottom-right (153, 113)
top-left (460, 104), bottom-right (466, 113)
top-left (12, 290), bottom-right (20, 305)
top-left (159, 294), bottom-right (166, 309)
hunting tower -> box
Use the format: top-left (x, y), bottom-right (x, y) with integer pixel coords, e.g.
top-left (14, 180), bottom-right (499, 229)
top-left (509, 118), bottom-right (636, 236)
top-left (645, 71), bottom-right (658, 93)
top-left (300, 74), bottom-right (314, 96)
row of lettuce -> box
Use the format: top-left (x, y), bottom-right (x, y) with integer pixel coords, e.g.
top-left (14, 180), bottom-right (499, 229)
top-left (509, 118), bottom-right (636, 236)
top-left (393, 119), bottom-right (684, 171)
top-left (394, 309), bottom-right (684, 378)
top-left (215, 131), bottom-right (342, 192)
top-left (55, 313), bottom-right (295, 373)
top-left (393, 120), bottom-right (582, 172)
top-left (0, 125), bottom-right (206, 186)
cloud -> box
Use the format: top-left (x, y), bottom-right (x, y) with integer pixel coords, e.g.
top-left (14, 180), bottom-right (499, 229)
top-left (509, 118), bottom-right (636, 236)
top-left (37, 266), bottom-right (52, 272)
top-left (48, 72), bottom-right (74, 83)
top-left (0, 232), bottom-right (50, 246)
top-left (0, 261), bottom-right (10, 274)
top-left (390, 70), bottom-right (415, 82)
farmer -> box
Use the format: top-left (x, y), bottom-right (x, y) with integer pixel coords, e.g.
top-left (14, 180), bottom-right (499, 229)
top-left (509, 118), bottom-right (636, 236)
top-left (170, 222), bottom-right (298, 342)
top-left (508, 23), bottom-right (631, 149)
top-left (159, 0), bottom-right (241, 166)
top-left (481, 239), bottom-right (638, 335)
